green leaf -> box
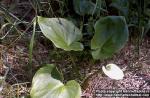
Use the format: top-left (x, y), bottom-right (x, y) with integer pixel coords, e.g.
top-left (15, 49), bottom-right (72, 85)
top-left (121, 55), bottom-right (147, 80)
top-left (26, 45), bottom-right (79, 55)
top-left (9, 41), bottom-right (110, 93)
top-left (38, 16), bottom-right (83, 51)
top-left (35, 64), bottom-right (63, 81)
top-left (91, 16), bottom-right (129, 60)
top-left (29, 18), bottom-right (36, 68)
top-left (110, 0), bottom-right (129, 17)
top-left (73, 0), bottom-right (94, 15)
top-left (144, 0), bottom-right (150, 17)
top-left (73, 0), bottom-right (107, 16)
top-left (30, 64), bottom-right (81, 98)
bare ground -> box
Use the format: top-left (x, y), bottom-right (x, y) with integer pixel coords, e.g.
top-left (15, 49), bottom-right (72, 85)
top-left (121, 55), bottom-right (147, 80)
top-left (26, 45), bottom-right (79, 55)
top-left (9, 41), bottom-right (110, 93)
top-left (0, 37), bottom-right (150, 98)
top-left (82, 38), bottom-right (150, 98)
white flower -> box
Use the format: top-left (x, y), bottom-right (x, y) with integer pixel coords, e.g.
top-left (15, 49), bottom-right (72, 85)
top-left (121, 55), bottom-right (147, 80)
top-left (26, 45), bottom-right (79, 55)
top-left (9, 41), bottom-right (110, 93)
top-left (102, 64), bottom-right (124, 80)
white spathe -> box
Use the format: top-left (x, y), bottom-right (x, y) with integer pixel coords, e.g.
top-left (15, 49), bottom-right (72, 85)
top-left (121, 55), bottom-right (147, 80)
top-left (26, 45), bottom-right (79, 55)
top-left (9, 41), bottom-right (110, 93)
top-left (102, 64), bottom-right (124, 80)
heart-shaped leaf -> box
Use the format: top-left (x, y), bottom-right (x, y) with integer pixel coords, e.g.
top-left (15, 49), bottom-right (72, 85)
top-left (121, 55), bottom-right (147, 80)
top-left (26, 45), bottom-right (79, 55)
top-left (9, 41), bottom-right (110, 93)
top-left (30, 64), bottom-right (81, 98)
top-left (91, 16), bottom-right (129, 60)
top-left (38, 16), bottom-right (83, 51)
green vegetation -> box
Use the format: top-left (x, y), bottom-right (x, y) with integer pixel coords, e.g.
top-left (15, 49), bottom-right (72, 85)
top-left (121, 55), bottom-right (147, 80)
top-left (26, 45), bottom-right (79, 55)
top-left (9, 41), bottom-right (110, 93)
top-left (30, 64), bottom-right (81, 98)
top-left (0, 0), bottom-right (149, 98)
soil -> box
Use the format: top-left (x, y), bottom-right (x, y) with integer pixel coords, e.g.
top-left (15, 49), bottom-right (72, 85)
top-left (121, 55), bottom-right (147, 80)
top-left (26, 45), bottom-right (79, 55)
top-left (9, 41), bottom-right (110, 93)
top-left (82, 38), bottom-right (150, 98)
top-left (0, 37), bottom-right (150, 98)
